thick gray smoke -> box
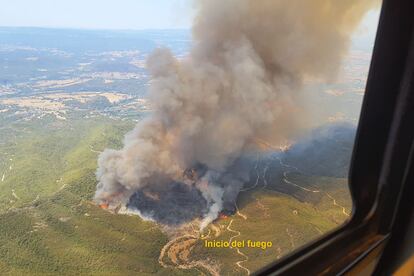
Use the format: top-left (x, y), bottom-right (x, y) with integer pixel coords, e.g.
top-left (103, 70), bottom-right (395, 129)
top-left (94, 0), bottom-right (376, 227)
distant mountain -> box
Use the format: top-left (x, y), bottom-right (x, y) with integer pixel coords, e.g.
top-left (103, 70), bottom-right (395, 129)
top-left (0, 27), bottom-right (191, 54)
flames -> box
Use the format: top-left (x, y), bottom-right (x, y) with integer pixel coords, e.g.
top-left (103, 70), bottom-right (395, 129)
top-left (218, 213), bottom-right (229, 220)
top-left (253, 138), bottom-right (292, 152)
top-left (214, 211), bottom-right (231, 221)
top-left (99, 203), bottom-right (109, 209)
top-left (98, 191), bottom-right (124, 210)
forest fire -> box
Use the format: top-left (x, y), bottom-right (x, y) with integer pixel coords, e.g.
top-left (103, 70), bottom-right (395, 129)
top-left (97, 191), bottom-right (124, 210)
top-left (218, 213), bottom-right (229, 220)
top-left (94, 0), bottom-right (376, 229)
top-left (99, 203), bottom-right (109, 209)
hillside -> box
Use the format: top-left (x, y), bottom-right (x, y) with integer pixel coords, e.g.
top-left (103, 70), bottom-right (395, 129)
top-left (0, 115), bottom-right (352, 275)
top-left (0, 116), bottom-right (195, 275)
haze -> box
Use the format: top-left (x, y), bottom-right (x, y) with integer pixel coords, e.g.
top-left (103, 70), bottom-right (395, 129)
top-left (0, 0), bottom-right (194, 30)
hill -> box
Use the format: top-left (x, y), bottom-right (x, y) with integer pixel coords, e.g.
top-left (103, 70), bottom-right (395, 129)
top-left (0, 116), bottom-right (353, 275)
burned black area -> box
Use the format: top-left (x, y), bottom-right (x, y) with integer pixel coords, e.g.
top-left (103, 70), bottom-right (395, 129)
top-left (127, 181), bottom-right (208, 225)
top-left (127, 124), bottom-right (355, 224)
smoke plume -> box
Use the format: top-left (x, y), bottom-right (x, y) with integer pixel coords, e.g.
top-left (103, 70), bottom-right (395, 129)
top-left (94, 0), bottom-right (376, 227)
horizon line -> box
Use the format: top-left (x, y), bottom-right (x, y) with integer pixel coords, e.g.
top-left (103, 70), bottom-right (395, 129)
top-left (0, 25), bottom-right (191, 32)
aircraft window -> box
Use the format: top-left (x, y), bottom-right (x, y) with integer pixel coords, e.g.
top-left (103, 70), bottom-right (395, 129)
top-left (0, 1), bottom-right (383, 275)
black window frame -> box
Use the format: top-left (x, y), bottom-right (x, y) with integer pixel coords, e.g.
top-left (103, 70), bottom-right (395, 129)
top-left (257, 0), bottom-right (414, 274)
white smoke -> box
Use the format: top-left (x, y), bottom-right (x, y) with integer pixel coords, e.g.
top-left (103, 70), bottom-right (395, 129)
top-left (196, 173), bottom-right (224, 230)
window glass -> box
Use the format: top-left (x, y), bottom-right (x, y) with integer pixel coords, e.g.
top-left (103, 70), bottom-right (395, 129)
top-left (0, 1), bottom-right (381, 275)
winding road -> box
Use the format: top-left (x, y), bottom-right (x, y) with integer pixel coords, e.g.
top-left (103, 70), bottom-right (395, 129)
top-left (275, 155), bottom-right (350, 217)
top-left (158, 233), bottom-right (220, 276)
top-left (227, 219), bottom-right (251, 275)
top-left (325, 192), bottom-right (350, 217)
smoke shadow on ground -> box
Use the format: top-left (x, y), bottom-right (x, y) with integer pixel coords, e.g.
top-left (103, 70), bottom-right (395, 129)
top-left (237, 123), bottom-right (357, 210)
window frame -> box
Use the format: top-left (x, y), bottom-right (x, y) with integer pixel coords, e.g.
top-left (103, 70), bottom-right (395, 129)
top-left (256, 0), bottom-right (414, 274)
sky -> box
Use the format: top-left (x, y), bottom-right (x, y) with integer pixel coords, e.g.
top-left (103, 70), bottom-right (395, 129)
top-left (0, 0), bottom-right (194, 30)
top-left (0, 0), bottom-right (380, 33)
